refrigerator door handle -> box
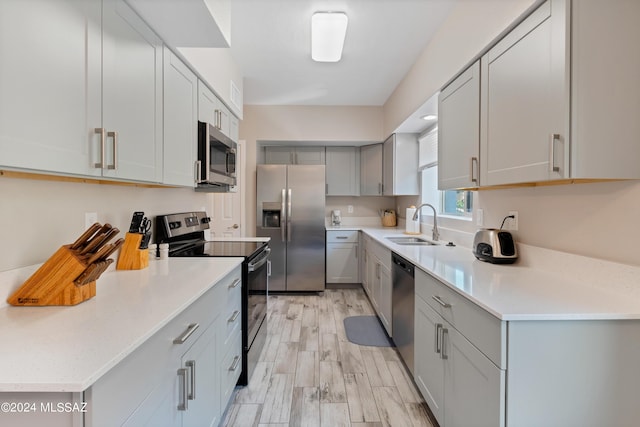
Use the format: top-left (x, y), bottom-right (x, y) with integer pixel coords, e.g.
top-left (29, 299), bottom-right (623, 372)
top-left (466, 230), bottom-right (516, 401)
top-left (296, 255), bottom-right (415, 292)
top-left (287, 188), bottom-right (292, 242)
top-left (281, 188), bottom-right (286, 242)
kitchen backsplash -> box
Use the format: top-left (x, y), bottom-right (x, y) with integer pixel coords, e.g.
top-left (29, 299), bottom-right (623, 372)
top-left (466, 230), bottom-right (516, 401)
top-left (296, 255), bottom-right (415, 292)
top-left (0, 176), bottom-right (209, 272)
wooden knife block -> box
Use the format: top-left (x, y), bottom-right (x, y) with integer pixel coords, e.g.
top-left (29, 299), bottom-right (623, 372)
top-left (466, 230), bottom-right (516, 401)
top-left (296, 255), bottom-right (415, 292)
top-left (116, 233), bottom-right (149, 270)
top-left (7, 246), bottom-right (97, 306)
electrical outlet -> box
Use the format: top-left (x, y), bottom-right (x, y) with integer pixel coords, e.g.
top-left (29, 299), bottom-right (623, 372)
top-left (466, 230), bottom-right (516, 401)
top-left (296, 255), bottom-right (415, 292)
top-left (85, 212), bottom-right (98, 229)
top-left (347, 205), bottom-right (354, 214)
top-left (476, 209), bottom-right (484, 226)
top-left (508, 210), bottom-right (519, 231)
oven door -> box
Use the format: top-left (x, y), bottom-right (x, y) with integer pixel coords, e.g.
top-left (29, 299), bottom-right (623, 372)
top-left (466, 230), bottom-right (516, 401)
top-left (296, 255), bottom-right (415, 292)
top-left (246, 247), bottom-right (269, 346)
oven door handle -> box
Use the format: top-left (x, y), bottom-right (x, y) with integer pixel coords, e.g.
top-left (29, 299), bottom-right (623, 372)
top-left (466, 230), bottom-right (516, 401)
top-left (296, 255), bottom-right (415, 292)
top-left (247, 248), bottom-right (271, 272)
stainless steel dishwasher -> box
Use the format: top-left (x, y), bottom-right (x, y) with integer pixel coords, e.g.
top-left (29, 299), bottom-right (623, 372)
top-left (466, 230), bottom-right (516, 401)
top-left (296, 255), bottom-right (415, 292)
top-left (392, 253), bottom-right (415, 375)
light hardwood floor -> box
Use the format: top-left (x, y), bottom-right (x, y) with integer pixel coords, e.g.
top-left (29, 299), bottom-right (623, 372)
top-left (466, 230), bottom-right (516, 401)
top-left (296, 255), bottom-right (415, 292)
top-left (222, 288), bottom-right (435, 427)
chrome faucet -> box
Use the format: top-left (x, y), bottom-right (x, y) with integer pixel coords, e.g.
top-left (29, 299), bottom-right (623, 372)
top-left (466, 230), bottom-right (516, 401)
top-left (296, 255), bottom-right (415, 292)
top-left (412, 203), bottom-right (439, 241)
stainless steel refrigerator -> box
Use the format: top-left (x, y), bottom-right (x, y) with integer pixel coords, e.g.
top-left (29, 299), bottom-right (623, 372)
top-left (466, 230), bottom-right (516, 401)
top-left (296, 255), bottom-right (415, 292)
top-left (256, 164), bottom-right (326, 291)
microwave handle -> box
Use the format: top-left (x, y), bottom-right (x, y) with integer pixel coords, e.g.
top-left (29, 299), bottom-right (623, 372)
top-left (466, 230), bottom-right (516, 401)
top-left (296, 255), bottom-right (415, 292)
top-left (195, 160), bottom-right (202, 184)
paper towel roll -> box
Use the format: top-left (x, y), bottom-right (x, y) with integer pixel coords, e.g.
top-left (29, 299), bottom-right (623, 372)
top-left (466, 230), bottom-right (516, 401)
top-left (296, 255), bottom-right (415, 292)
top-left (406, 207), bottom-right (420, 234)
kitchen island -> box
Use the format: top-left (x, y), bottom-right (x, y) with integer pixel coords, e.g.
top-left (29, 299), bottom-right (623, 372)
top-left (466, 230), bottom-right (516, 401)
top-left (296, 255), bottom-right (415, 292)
top-left (0, 257), bottom-right (243, 426)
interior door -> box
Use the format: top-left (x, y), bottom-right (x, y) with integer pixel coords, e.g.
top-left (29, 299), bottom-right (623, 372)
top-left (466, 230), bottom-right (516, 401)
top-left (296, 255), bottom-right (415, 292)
top-left (209, 141), bottom-right (244, 237)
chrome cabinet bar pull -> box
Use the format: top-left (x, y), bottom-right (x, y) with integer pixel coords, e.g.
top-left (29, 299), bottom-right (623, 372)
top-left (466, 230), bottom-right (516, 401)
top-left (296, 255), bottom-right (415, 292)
top-left (470, 157), bottom-right (478, 183)
top-left (435, 323), bottom-right (443, 354)
top-left (229, 355), bottom-right (241, 371)
top-left (107, 131), bottom-right (117, 170)
top-left (441, 328), bottom-right (449, 360)
top-left (228, 278), bottom-right (241, 289)
top-left (177, 368), bottom-right (188, 410)
top-left (173, 323), bottom-right (200, 344)
top-left (228, 310), bottom-right (240, 323)
top-left (336, 236), bottom-right (349, 239)
top-left (94, 128), bottom-right (106, 168)
top-left (186, 360), bottom-right (196, 400)
top-left (432, 295), bottom-right (452, 308)
top-left (378, 182), bottom-right (382, 195)
top-left (549, 133), bottom-right (560, 173)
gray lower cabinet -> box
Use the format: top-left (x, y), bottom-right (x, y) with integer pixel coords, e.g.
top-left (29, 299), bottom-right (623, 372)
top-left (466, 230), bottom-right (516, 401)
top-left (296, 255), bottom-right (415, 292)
top-left (415, 266), bottom-right (640, 427)
top-left (326, 230), bottom-right (359, 283)
top-left (361, 235), bottom-right (392, 336)
top-left (86, 267), bottom-right (241, 427)
top-left (415, 268), bottom-right (505, 427)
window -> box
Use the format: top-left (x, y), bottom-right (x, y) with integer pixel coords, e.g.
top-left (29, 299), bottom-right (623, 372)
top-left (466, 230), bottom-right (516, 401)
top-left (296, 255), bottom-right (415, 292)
top-left (418, 127), bottom-right (473, 218)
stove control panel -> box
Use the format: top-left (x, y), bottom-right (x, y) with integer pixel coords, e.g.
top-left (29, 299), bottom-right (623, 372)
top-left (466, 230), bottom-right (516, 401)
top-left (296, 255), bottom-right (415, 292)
top-left (156, 211), bottom-right (210, 241)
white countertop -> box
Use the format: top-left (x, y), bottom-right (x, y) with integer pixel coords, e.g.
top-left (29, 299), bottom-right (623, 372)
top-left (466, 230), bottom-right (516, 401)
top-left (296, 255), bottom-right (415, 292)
top-left (0, 257), bottom-right (243, 392)
top-left (357, 226), bottom-right (640, 321)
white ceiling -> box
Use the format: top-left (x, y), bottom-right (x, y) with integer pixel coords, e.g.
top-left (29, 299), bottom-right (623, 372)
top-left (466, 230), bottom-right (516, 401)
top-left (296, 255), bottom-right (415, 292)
top-left (228, 0), bottom-right (455, 107)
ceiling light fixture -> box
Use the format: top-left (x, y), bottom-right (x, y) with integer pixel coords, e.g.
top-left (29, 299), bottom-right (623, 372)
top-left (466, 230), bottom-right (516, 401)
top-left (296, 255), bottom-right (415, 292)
top-left (421, 114), bottom-right (437, 121)
top-left (311, 12), bottom-right (348, 62)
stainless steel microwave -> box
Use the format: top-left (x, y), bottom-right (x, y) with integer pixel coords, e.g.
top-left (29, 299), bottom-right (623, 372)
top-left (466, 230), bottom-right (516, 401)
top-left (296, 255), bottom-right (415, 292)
top-left (196, 121), bottom-right (236, 192)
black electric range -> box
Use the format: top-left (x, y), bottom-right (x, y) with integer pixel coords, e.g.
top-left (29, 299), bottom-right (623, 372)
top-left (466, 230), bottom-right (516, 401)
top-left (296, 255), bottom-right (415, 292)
top-left (156, 212), bottom-right (269, 386)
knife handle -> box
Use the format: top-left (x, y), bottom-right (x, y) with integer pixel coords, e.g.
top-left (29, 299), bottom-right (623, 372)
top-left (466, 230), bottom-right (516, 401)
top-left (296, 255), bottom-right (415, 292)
top-left (70, 223), bottom-right (102, 250)
top-left (80, 225), bottom-right (115, 255)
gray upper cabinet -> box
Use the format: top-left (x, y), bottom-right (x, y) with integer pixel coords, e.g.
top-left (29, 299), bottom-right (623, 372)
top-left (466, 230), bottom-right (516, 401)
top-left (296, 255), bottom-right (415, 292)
top-left (0, 0), bottom-right (102, 176)
top-left (456, 0), bottom-right (640, 188)
top-left (264, 146), bottom-right (325, 165)
top-left (198, 81), bottom-right (234, 140)
top-left (99, 0), bottom-right (164, 183)
top-left (0, 0), bottom-right (164, 183)
top-left (438, 61), bottom-right (480, 190)
top-left (360, 144), bottom-right (383, 196)
top-left (569, 0), bottom-right (640, 179)
top-left (326, 147), bottom-right (360, 196)
top-left (480, 0), bottom-right (569, 186)
top-left (383, 134), bottom-right (419, 196)
top-left (163, 47), bottom-right (198, 187)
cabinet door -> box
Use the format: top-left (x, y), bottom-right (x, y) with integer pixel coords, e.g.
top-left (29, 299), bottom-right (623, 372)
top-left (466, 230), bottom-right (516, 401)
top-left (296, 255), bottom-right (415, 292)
top-left (443, 325), bottom-right (505, 427)
top-left (295, 147), bottom-right (325, 164)
top-left (198, 80), bottom-right (219, 125)
top-left (181, 320), bottom-right (221, 427)
top-left (229, 115), bottom-right (239, 143)
top-left (163, 47), bottom-right (198, 187)
top-left (360, 144), bottom-right (383, 195)
top-left (438, 61), bottom-right (480, 189)
top-left (480, 0), bottom-right (569, 185)
top-left (378, 262), bottom-right (392, 336)
top-left (264, 146), bottom-right (294, 164)
top-left (326, 243), bottom-right (359, 283)
top-left (415, 296), bottom-right (445, 427)
top-left (326, 147), bottom-right (360, 196)
top-left (0, 0), bottom-right (101, 176)
top-left (102, 0), bottom-right (163, 183)
top-left (382, 135), bottom-right (394, 196)
top-left (367, 255), bottom-right (379, 311)
top-left (383, 134), bottom-right (419, 195)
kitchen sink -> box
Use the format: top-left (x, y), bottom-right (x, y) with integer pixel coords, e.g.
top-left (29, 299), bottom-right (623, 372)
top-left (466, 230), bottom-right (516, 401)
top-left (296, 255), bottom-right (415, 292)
top-left (386, 236), bottom-right (437, 246)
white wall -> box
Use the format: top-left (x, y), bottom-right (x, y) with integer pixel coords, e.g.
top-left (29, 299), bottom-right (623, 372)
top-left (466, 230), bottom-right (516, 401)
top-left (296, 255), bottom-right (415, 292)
top-left (383, 0), bottom-right (536, 137)
top-left (0, 177), bottom-right (209, 272)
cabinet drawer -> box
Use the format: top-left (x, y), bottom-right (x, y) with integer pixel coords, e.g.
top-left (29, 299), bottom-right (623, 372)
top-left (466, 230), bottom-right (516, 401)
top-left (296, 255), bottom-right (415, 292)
top-left (223, 278), bottom-right (242, 347)
top-left (326, 230), bottom-right (359, 243)
top-left (220, 328), bottom-right (243, 408)
top-left (415, 268), bottom-right (505, 368)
